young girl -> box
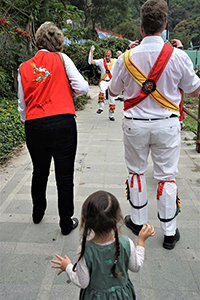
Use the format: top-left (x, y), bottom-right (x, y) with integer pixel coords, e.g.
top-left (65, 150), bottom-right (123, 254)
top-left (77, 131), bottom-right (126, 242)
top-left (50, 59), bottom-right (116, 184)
top-left (51, 190), bottom-right (155, 299)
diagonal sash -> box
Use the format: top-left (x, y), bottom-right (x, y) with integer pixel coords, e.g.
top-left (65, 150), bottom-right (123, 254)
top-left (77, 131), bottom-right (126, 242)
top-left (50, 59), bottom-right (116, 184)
top-left (98, 58), bottom-right (114, 87)
top-left (123, 43), bottom-right (179, 113)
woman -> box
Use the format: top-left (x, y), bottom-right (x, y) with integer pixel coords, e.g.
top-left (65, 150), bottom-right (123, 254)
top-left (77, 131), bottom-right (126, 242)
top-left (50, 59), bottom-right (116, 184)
top-left (18, 22), bottom-right (89, 235)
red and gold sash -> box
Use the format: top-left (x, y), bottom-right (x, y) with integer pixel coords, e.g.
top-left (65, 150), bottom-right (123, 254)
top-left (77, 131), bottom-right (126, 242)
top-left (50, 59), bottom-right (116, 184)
top-left (98, 58), bottom-right (114, 87)
top-left (123, 43), bottom-right (179, 113)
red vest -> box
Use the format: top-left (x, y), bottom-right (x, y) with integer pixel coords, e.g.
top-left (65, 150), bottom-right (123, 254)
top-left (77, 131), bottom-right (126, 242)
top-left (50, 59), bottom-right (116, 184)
top-left (20, 51), bottom-right (75, 121)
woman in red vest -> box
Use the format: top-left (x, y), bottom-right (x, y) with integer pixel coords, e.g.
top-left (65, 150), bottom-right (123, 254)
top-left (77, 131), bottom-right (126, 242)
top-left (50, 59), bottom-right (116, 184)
top-left (18, 22), bottom-right (89, 235)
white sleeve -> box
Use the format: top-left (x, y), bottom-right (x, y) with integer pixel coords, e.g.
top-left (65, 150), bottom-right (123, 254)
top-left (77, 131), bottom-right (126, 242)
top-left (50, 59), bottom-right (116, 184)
top-left (128, 238), bottom-right (145, 272)
top-left (88, 50), bottom-right (92, 64)
top-left (177, 51), bottom-right (200, 94)
top-left (65, 246), bottom-right (90, 289)
top-left (109, 57), bottom-right (124, 96)
top-left (62, 53), bottom-right (89, 97)
top-left (17, 71), bottom-right (26, 122)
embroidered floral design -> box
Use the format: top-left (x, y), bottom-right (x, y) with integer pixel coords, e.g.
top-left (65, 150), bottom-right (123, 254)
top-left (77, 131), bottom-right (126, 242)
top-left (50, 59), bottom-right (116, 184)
top-left (142, 79), bottom-right (156, 94)
top-left (31, 63), bottom-right (52, 83)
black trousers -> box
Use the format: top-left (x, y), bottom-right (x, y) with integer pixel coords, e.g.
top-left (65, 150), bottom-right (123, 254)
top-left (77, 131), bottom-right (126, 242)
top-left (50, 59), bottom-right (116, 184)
top-left (25, 114), bottom-right (77, 230)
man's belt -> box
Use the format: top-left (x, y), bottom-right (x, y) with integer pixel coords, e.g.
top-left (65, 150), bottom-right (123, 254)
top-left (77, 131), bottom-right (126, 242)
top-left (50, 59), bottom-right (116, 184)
top-left (124, 114), bottom-right (178, 121)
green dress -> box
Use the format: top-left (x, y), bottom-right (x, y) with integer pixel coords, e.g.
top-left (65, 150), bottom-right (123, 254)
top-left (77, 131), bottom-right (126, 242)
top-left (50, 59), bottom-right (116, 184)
top-left (79, 235), bottom-right (136, 300)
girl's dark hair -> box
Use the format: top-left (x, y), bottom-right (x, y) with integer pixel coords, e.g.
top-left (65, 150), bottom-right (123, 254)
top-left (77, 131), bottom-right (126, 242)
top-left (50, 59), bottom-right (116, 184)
top-left (73, 190), bottom-right (123, 278)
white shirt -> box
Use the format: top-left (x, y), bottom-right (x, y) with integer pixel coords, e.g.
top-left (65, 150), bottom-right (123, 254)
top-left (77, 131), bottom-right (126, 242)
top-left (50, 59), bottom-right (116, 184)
top-left (18, 50), bottom-right (89, 122)
top-left (109, 36), bottom-right (200, 119)
top-left (65, 237), bottom-right (145, 289)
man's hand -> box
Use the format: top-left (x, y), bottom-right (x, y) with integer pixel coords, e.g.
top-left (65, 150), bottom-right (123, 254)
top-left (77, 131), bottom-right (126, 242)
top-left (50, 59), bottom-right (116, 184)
top-left (171, 39), bottom-right (183, 48)
top-left (91, 45), bottom-right (95, 52)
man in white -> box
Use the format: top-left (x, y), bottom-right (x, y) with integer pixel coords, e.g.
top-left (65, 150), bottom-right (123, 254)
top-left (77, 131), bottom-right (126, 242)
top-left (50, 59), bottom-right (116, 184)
top-left (109, 0), bottom-right (200, 249)
top-left (88, 46), bottom-right (117, 121)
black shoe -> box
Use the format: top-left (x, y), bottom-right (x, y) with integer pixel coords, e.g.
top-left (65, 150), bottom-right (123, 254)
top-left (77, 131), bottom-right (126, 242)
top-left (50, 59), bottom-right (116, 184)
top-left (97, 109), bottom-right (103, 114)
top-left (109, 117), bottom-right (115, 121)
top-left (32, 207), bottom-right (46, 224)
top-left (163, 228), bottom-right (180, 250)
top-left (61, 217), bottom-right (79, 235)
top-left (125, 215), bottom-right (143, 236)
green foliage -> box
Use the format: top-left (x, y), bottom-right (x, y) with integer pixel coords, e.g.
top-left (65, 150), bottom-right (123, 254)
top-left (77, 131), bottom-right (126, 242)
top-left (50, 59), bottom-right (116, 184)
top-left (64, 36), bottom-right (130, 84)
top-left (112, 21), bottom-right (138, 40)
top-left (169, 1), bottom-right (200, 48)
top-left (67, 0), bottom-right (129, 29)
top-left (0, 98), bottom-right (26, 163)
top-left (183, 110), bottom-right (198, 135)
top-left (0, 66), bottom-right (16, 101)
top-left (73, 94), bottom-right (91, 111)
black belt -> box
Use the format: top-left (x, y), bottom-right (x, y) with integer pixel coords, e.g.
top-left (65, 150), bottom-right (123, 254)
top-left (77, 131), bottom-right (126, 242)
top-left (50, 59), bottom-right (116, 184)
top-left (124, 114), bottom-right (178, 121)
top-left (104, 79), bottom-right (110, 82)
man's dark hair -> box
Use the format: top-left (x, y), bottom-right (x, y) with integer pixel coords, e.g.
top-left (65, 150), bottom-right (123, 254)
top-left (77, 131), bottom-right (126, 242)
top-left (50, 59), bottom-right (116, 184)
top-left (141, 0), bottom-right (168, 35)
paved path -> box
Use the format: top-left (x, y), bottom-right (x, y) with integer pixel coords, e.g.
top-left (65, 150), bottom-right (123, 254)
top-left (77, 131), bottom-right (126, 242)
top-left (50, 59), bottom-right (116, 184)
top-left (0, 85), bottom-right (200, 300)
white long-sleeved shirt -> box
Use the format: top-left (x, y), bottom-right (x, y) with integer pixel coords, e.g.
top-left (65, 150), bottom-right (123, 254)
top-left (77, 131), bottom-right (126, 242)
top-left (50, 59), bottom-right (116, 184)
top-left (65, 237), bottom-right (145, 289)
top-left (18, 49), bottom-right (89, 122)
top-left (109, 36), bottom-right (200, 119)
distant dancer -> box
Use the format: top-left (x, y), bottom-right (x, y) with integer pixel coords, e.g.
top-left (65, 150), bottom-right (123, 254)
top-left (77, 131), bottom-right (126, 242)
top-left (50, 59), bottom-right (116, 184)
top-left (88, 46), bottom-right (117, 121)
top-left (52, 190), bottom-right (155, 299)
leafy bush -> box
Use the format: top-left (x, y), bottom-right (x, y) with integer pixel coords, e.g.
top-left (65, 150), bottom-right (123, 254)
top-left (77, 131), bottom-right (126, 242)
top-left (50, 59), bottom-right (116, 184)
top-left (0, 93), bottom-right (91, 164)
top-left (64, 36), bottom-right (130, 85)
top-left (183, 110), bottom-right (198, 135)
top-left (0, 98), bottom-right (25, 163)
top-left (73, 93), bottom-right (91, 111)
top-left (0, 66), bottom-right (16, 101)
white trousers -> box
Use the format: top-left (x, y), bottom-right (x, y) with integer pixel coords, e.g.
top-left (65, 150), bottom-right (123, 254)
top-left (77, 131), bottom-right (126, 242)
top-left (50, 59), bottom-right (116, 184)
top-left (123, 117), bottom-right (181, 236)
top-left (99, 80), bottom-right (115, 113)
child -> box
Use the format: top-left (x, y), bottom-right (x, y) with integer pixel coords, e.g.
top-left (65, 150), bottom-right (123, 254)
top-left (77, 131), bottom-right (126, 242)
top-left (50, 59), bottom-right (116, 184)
top-left (51, 190), bottom-right (155, 299)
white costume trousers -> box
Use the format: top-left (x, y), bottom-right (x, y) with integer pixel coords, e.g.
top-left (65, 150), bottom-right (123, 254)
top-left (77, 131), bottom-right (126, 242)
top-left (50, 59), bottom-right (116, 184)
top-left (123, 117), bottom-right (181, 236)
top-left (99, 80), bottom-right (115, 116)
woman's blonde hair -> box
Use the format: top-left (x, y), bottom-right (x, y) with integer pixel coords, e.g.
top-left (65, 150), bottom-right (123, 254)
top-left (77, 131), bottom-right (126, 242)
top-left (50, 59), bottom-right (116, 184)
top-left (35, 22), bottom-right (64, 52)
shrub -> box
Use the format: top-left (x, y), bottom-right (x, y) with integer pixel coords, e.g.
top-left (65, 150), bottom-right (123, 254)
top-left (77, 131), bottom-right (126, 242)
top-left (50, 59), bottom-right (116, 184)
top-left (0, 93), bottom-right (90, 164)
top-left (183, 110), bottom-right (198, 135)
top-left (0, 98), bottom-right (25, 163)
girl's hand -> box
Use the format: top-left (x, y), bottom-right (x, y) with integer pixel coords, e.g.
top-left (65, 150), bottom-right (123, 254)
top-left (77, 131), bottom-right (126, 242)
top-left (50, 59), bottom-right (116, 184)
top-left (91, 45), bottom-right (95, 52)
top-left (51, 254), bottom-right (72, 275)
top-left (137, 223), bottom-right (155, 247)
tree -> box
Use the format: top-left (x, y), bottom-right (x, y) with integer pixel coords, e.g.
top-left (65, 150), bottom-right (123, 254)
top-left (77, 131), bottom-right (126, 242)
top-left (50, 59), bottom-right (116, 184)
top-left (0, 0), bottom-right (84, 93)
top-left (168, 8), bottom-right (189, 31)
top-left (112, 21), bottom-right (138, 41)
top-left (67, 0), bottom-right (129, 31)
